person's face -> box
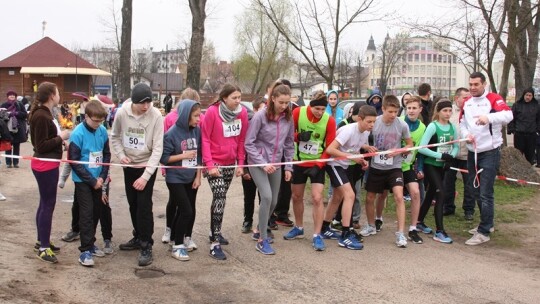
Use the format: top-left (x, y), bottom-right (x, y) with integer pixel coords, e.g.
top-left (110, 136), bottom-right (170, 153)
top-left (382, 106), bottom-right (399, 122)
top-left (402, 94), bottom-right (411, 105)
top-left (85, 114), bottom-right (105, 130)
top-left (439, 107), bottom-right (453, 121)
top-left (455, 91), bottom-right (471, 108)
top-left (52, 88), bottom-right (60, 105)
top-left (310, 105), bottom-right (326, 118)
top-left (273, 94), bottom-right (290, 114)
top-left (131, 101), bottom-right (151, 115)
top-left (469, 77), bottom-right (485, 97)
top-left (328, 93), bottom-right (338, 107)
top-left (372, 96), bottom-right (381, 104)
top-left (223, 91), bottom-right (241, 110)
top-left (405, 102), bottom-right (422, 121)
top-left (358, 116), bottom-right (376, 132)
top-left (7, 94), bottom-right (16, 101)
top-left (189, 108), bottom-right (201, 127)
top-left (524, 92), bottom-right (534, 102)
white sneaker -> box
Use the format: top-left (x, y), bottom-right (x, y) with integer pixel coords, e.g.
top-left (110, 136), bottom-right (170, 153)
top-left (465, 232), bottom-right (490, 245)
top-left (162, 227), bottom-right (171, 243)
top-left (468, 226), bottom-right (495, 235)
top-left (395, 232), bottom-right (407, 248)
top-left (360, 224), bottom-right (377, 237)
top-left (184, 236), bottom-right (198, 252)
top-left (0, 192), bottom-right (6, 201)
top-left (171, 245), bottom-right (190, 261)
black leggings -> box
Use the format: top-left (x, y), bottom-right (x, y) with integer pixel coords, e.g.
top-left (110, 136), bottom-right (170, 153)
top-left (418, 164), bottom-right (446, 231)
top-left (166, 182), bottom-right (198, 245)
top-left (207, 167), bottom-right (235, 241)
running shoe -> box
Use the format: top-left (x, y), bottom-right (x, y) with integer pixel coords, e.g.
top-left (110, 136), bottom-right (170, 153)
top-left (78, 251), bottom-right (94, 267)
top-left (241, 221), bottom-right (252, 234)
top-left (433, 230), bottom-right (453, 244)
top-left (395, 232), bottom-right (408, 248)
top-left (275, 218), bottom-right (294, 227)
top-left (61, 230), bottom-right (80, 242)
top-left (34, 242), bottom-right (61, 253)
top-left (184, 237), bottom-right (198, 252)
top-left (37, 248), bottom-right (58, 264)
top-left (256, 239), bottom-right (275, 255)
top-left (209, 243), bottom-right (226, 260)
top-left (162, 227), bottom-right (171, 243)
top-left (338, 231), bottom-right (364, 250)
top-left (138, 247), bottom-right (153, 266)
top-left (416, 222), bottom-right (433, 234)
top-left (465, 232), bottom-right (490, 245)
top-left (312, 235), bottom-right (326, 251)
top-left (171, 245), bottom-right (190, 261)
top-left (321, 225), bottom-right (341, 240)
top-left (283, 226), bottom-right (304, 240)
top-left (408, 230), bottom-right (423, 244)
top-left (91, 245), bottom-right (106, 257)
top-left (268, 218), bottom-right (278, 230)
top-left (208, 233), bottom-right (229, 245)
top-left (359, 224), bottom-right (377, 237)
top-left (119, 237), bottom-right (141, 250)
top-left (375, 219), bottom-right (383, 232)
top-left (103, 239), bottom-right (114, 254)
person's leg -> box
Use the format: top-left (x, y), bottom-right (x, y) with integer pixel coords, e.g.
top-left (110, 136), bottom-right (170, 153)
top-left (76, 183), bottom-right (97, 253)
top-left (274, 164), bottom-right (292, 221)
top-left (250, 167), bottom-right (273, 240)
top-left (241, 172), bottom-right (256, 225)
top-left (459, 159), bottom-right (476, 217)
top-left (185, 184), bottom-right (198, 238)
top-left (418, 165), bottom-right (437, 224)
top-left (375, 191), bottom-right (387, 219)
top-left (136, 170), bottom-right (157, 249)
top-left (168, 183), bottom-right (193, 245)
top-left (71, 194), bottom-right (80, 232)
top-left (100, 199), bottom-right (113, 241)
top-left (123, 167), bottom-right (141, 239)
top-left (525, 133), bottom-right (537, 165)
top-left (476, 148), bottom-right (500, 236)
top-left (208, 167), bottom-right (235, 242)
top-left (431, 167), bottom-right (446, 231)
top-left (442, 159), bottom-right (458, 215)
top-left (5, 147), bottom-right (12, 166)
top-left (291, 184), bottom-right (306, 227)
top-left (514, 133), bottom-right (526, 159)
top-left (311, 182), bottom-right (325, 235)
top-left (12, 142), bottom-right (20, 166)
top-left (165, 197), bottom-right (176, 230)
top-left (392, 185), bottom-right (406, 233)
top-left (407, 181), bottom-right (421, 227)
top-left (33, 167), bottom-right (59, 248)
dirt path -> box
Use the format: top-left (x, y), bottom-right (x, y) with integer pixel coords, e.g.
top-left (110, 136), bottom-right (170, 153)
top-left (1, 143), bottom-right (539, 304)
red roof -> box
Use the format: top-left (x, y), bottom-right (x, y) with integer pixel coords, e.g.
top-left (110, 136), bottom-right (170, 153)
top-left (0, 37), bottom-right (97, 69)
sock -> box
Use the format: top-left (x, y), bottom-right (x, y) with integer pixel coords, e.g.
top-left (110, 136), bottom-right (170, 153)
top-left (409, 225), bottom-right (417, 232)
top-left (376, 216), bottom-right (383, 221)
top-left (342, 226), bottom-right (350, 234)
top-left (39, 247), bottom-right (48, 251)
top-left (296, 226), bottom-right (303, 230)
top-left (313, 234), bottom-right (319, 238)
top-left (322, 220), bottom-right (331, 229)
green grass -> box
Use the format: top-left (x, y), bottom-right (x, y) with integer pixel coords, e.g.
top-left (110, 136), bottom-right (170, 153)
top-left (382, 179), bottom-right (538, 247)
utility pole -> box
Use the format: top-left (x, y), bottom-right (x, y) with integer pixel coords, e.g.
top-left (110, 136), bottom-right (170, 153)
top-left (165, 44), bottom-right (169, 99)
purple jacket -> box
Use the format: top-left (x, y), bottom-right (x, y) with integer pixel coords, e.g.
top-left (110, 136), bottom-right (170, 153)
top-left (245, 108), bottom-right (295, 171)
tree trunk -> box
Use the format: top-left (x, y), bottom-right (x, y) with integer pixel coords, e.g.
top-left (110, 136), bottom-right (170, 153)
top-left (119, 0), bottom-right (132, 99)
top-left (186, 0), bottom-right (207, 91)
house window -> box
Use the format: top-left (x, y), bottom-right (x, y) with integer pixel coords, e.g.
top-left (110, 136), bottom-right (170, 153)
top-left (427, 54), bottom-right (432, 62)
top-left (415, 54), bottom-right (419, 62)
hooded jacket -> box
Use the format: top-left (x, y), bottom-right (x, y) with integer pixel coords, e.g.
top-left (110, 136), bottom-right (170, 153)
top-left (367, 92), bottom-right (383, 116)
top-left (325, 90), bottom-right (344, 123)
top-left (160, 100), bottom-right (202, 184)
top-left (507, 88), bottom-right (540, 134)
top-left (398, 92), bottom-right (412, 117)
top-left (244, 108), bottom-right (295, 172)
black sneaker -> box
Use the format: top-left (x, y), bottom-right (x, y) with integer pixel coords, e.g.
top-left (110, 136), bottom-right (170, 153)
top-left (268, 218), bottom-right (278, 230)
top-left (375, 219), bottom-right (383, 232)
top-left (138, 247), bottom-right (153, 266)
top-left (241, 221), bottom-right (252, 234)
top-left (209, 234), bottom-right (229, 245)
top-left (209, 244), bottom-right (227, 260)
top-left (275, 218), bottom-right (294, 227)
top-left (464, 213), bottom-right (474, 221)
top-left (34, 242), bottom-right (61, 253)
top-left (119, 237), bottom-right (141, 250)
top-left (351, 229), bottom-right (364, 243)
top-left (408, 230), bottom-right (424, 244)
top-left (37, 248), bottom-right (58, 264)
top-left (443, 210), bottom-right (455, 216)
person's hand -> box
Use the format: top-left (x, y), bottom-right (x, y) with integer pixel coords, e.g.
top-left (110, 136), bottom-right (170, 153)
top-left (93, 177), bottom-right (103, 190)
top-left (284, 171), bottom-right (292, 182)
top-left (466, 134), bottom-right (475, 144)
top-left (208, 168), bottom-right (221, 177)
top-left (304, 165), bottom-right (321, 178)
top-left (416, 171), bottom-right (424, 180)
top-left (102, 193), bottom-right (109, 204)
top-left (235, 167), bottom-right (244, 177)
top-left (192, 178), bottom-right (201, 189)
top-left (476, 115), bottom-right (489, 125)
top-left (351, 155), bottom-right (364, 165)
top-left (183, 150), bottom-right (197, 159)
top-left (242, 173), bottom-right (252, 180)
top-left (263, 165), bottom-right (277, 174)
top-left (362, 145), bottom-right (378, 153)
top-left (133, 177), bottom-right (148, 191)
top-left (360, 159), bottom-right (369, 170)
top-left (120, 157), bottom-right (132, 164)
top-left (60, 130), bottom-right (70, 140)
top-left (440, 153), bottom-right (454, 161)
top-left (297, 131), bottom-right (313, 142)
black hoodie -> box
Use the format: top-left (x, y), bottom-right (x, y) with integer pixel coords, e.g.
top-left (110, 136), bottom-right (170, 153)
top-left (508, 88), bottom-right (540, 134)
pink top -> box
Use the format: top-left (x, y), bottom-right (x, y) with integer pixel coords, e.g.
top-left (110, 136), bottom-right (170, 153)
top-left (201, 102), bottom-right (248, 170)
top-left (164, 110), bottom-right (205, 133)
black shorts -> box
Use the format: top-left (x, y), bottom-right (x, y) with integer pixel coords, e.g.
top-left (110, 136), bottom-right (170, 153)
top-left (402, 169), bottom-right (418, 185)
top-left (326, 165), bottom-right (350, 188)
top-left (292, 165), bottom-right (326, 185)
top-left (365, 167), bottom-right (404, 193)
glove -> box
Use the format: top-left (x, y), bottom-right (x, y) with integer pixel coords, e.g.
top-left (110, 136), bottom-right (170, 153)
top-left (304, 165), bottom-right (321, 178)
top-left (440, 153), bottom-right (454, 161)
top-left (297, 131), bottom-right (312, 142)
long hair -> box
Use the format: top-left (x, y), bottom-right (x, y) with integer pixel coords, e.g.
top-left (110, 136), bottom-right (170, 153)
top-left (266, 84), bottom-right (292, 121)
top-left (431, 98), bottom-right (452, 122)
top-left (211, 84), bottom-right (241, 106)
top-left (28, 82), bottom-right (57, 121)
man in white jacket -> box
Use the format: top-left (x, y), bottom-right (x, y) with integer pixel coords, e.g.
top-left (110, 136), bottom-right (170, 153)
top-left (459, 72), bottom-right (513, 245)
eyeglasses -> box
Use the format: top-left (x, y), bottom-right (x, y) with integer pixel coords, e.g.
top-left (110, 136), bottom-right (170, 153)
top-left (87, 116), bottom-right (105, 123)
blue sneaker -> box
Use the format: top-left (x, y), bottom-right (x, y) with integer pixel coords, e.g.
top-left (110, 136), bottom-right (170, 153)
top-left (78, 251), bottom-right (94, 267)
top-left (171, 245), bottom-right (190, 261)
top-left (256, 239), bottom-right (275, 255)
top-left (283, 226), bottom-right (304, 240)
top-left (209, 243), bottom-right (227, 260)
top-left (433, 230), bottom-right (453, 244)
top-left (416, 222), bottom-right (433, 234)
top-left (91, 245), bottom-right (105, 257)
top-left (338, 231), bottom-right (363, 250)
top-left (321, 225), bottom-right (341, 240)
top-left (312, 235), bottom-right (326, 251)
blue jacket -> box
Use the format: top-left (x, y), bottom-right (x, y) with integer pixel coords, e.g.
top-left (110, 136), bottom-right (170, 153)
top-left (69, 122), bottom-right (111, 187)
top-left (325, 90), bottom-right (344, 124)
top-left (160, 100), bottom-right (202, 184)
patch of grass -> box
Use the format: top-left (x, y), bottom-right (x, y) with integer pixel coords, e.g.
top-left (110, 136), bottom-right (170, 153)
top-left (383, 179), bottom-right (538, 247)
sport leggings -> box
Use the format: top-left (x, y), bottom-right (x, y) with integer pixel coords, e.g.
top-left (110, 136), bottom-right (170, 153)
top-left (207, 166), bottom-right (235, 242)
top-left (418, 164), bottom-right (446, 231)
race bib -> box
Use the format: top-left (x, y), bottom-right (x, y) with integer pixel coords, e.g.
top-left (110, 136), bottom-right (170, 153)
top-left (223, 119), bottom-right (241, 137)
top-left (299, 141), bottom-right (319, 155)
top-left (436, 144), bottom-right (452, 161)
top-left (123, 128), bottom-right (146, 150)
top-left (182, 150), bottom-right (197, 168)
top-left (89, 151), bottom-right (103, 168)
top-left (374, 153), bottom-right (393, 165)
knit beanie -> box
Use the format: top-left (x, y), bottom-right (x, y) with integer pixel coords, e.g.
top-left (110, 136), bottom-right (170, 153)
top-left (436, 99), bottom-right (453, 112)
top-left (310, 95), bottom-right (328, 108)
top-left (131, 83), bottom-right (153, 103)
top-left (6, 90), bottom-right (17, 97)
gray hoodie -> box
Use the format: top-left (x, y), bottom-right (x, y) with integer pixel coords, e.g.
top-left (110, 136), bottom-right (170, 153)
top-left (160, 100), bottom-right (202, 184)
top-left (244, 108), bottom-right (295, 171)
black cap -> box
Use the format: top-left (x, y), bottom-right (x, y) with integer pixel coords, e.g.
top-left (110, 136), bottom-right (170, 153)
top-left (131, 83), bottom-right (153, 103)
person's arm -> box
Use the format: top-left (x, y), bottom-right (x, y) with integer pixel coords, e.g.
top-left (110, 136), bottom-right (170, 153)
top-left (507, 103), bottom-right (517, 134)
top-left (32, 116), bottom-right (64, 154)
top-left (418, 123), bottom-right (442, 159)
top-left (202, 107), bottom-right (216, 170)
top-left (292, 107), bottom-right (301, 142)
top-left (244, 112), bottom-right (265, 165)
top-left (141, 114), bottom-right (164, 181)
top-left (99, 137), bottom-right (111, 181)
top-left (283, 120), bottom-right (295, 172)
top-left (487, 96), bottom-right (513, 125)
top-left (236, 110), bottom-right (249, 167)
top-left (110, 109), bottom-right (127, 161)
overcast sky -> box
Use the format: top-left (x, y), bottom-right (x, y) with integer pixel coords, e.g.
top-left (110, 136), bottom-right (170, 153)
top-left (0, 0), bottom-right (451, 62)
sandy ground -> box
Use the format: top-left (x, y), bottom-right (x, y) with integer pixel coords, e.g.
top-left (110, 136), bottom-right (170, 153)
top-left (1, 142), bottom-right (540, 304)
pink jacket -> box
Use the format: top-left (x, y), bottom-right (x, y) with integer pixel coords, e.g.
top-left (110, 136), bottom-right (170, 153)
top-left (202, 102), bottom-right (248, 169)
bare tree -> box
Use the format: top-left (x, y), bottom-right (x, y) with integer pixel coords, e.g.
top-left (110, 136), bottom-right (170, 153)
top-left (256, 0), bottom-right (379, 88)
top-left (378, 33), bottom-right (410, 95)
top-left (353, 52), bottom-right (369, 98)
top-left (336, 49), bottom-right (354, 96)
top-left (132, 51), bottom-right (150, 84)
top-left (186, 0), bottom-right (207, 90)
top-left (119, 0), bottom-right (132, 99)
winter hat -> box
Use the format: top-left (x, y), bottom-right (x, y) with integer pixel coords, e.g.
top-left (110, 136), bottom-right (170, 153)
top-left (6, 90), bottom-right (17, 97)
top-left (352, 101), bottom-right (367, 115)
top-left (310, 95), bottom-right (328, 108)
top-left (131, 83), bottom-right (153, 103)
top-left (435, 99), bottom-right (453, 112)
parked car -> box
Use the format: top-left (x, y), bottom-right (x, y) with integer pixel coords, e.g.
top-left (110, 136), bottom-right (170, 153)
top-left (337, 99), bottom-right (367, 112)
